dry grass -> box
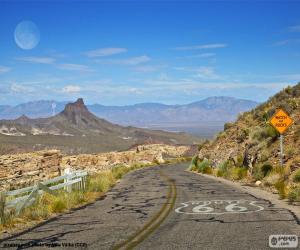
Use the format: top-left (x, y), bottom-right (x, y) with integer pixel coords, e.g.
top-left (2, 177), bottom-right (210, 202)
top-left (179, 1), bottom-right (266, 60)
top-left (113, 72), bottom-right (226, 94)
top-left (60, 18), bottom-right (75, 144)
top-left (0, 162), bottom-right (153, 232)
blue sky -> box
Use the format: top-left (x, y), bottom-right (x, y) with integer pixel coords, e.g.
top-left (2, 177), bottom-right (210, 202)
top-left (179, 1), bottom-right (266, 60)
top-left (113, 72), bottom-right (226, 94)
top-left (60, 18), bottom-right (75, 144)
top-left (0, 1), bottom-right (299, 105)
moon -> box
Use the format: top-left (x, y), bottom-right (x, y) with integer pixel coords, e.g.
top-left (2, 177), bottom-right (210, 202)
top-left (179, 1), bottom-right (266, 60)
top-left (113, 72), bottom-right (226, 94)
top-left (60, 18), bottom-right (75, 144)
top-left (14, 21), bottom-right (40, 50)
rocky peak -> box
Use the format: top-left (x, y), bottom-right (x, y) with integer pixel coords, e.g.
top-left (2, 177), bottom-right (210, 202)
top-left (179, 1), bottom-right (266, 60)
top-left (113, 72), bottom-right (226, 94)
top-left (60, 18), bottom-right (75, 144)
top-left (60, 98), bottom-right (96, 125)
top-left (62, 98), bottom-right (89, 116)
top-left (14, 115), bottom-right (31, 125)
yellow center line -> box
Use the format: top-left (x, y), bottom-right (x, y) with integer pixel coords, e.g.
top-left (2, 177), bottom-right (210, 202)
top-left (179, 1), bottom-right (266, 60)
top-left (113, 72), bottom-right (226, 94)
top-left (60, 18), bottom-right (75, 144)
top-left (113, 171), bottom-right (177, 250)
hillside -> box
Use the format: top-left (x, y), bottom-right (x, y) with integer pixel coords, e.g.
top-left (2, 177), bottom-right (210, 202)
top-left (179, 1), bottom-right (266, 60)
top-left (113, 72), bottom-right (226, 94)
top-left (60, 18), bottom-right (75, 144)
top-left (0, 99), bottom-right (200, 155)
top-left (0, 97), bottom-right (258, 137)
top-left (195, 83), bottom-right (300, 200)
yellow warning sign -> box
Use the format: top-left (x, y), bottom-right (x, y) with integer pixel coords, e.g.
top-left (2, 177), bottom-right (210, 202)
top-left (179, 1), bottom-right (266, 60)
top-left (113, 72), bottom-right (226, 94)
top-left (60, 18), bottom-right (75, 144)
top-left (269, 109), bottom-right (293, 134)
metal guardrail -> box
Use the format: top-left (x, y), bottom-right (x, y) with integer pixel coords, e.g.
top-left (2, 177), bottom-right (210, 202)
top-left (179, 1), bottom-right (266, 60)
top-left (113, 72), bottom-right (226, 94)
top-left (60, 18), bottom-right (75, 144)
top-left (0, 169), bottom-right (88, 223)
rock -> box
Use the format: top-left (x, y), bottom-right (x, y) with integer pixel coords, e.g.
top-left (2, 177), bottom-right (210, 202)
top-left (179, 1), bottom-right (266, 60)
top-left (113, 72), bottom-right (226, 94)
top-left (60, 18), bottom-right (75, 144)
top-left (0, 150), bottom-right (62, 191)
top-left (0, 144), bottom-right (191, 191)
top-left (255, 180), bottom-right (262, 186)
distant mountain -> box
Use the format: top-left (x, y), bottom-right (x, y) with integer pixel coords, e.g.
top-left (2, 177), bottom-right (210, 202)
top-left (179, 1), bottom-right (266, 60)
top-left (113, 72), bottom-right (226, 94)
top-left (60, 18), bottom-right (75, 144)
top-left (0, 97), bottom-right (258, 137)
top-left (0, 99), bottom-right (200, 155)
top-left (0, 101), bottom-right (67, 119)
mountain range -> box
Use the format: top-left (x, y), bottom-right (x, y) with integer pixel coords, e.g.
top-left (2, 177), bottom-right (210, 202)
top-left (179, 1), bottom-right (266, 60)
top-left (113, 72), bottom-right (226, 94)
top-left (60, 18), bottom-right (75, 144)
top-left (0, 98), bottom-right (200, 155)
top-left (0, 97), bottom-right (258, 137)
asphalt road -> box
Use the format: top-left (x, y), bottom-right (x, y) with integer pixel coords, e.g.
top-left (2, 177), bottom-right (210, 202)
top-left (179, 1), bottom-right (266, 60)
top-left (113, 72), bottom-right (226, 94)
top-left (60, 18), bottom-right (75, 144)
top-left (1, 163), bottom-right (299, 250)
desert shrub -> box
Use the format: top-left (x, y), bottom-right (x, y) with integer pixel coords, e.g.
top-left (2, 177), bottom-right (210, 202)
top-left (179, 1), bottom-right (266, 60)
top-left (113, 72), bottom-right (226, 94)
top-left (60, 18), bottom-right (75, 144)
top-left (224, 122), bottom-right (234, 131)
top-left (252, 166), bottom-right (264, 181)
top-left (259, 150), bottom-right (271, 163)
top-left (51, 197), bottom-right (67, 213)
top-left (230, 167), bottom-right (247, 180)
top-left (288, 187), bottom-right (300, 202)
top-left (274, 179), bottom-right (287, 199)
top-left (236, 129), bottom-right (249, 143)
top-left (196, 160), bottom-right (212, 174)
top-left (216, 161), bottom-right (230, 177)
top-left (261, 163), bottom-right (273, 177)
top-left (293, 169), bottom-right (300, 183)
top-left (294, 126), bottom-right (300, 142)
top-left (87, 171), bottom-right (115, 192)
top-left (112, 165), bottom-right (130, 179)
top-left (262, 126), bottom-right (278, 140)
top-left (189, 155), bottom-right (199, 171)
top-left (236, 154), bottom-right (244, 168)
top-left (216, 131), bottom-right (226, 139)
top-left (264, 173), bottom-right (281, 187)
top-left (286, 147), bottom-right (295, 158)
top-left (198, 141), bottom-right (208, 151)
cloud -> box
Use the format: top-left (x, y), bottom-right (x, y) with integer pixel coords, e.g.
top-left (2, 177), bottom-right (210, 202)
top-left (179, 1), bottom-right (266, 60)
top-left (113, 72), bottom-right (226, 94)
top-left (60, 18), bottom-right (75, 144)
top-left (193, 67), bottom-right (220, 79)
top-left (289, 25), bottom-right (300, 32)
top-left (174, 66), bottom-right (220, 80)
top-left (173, 43), bottom-right (227, 51)
top-left (99, 56), bottom-right (151, 66)
top-left (10, 83), bottom-right (34, 93)
top-left (83, 48), bottom-right (127, 57)
top-left (62, 85), bottom-right (81, 93)
top-left (185, 53), bottom-right (216, 58)
top-left (273, 39), bottom-right (300, 46)
top-left (0, 66), bottom-right (11, 74)
top-left (57, 63), bottom-right (93, 72)
top-left (16, 57), bottom-right (55, 64)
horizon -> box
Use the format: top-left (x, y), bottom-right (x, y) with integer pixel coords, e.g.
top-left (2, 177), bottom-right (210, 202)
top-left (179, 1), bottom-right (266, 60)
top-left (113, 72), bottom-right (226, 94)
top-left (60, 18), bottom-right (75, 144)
top-left (0, 1), bottom-right (299, 105)
top-left (1, 95), bottom-right (260, 107)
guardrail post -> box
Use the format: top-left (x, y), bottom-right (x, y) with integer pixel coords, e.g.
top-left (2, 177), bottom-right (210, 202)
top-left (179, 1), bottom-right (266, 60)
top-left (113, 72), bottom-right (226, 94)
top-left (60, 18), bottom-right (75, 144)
top-left (0, 192), bottom-right (6, 224)
top-left (82, 174), bottom-right (86, 191)
top-left (64, 168), bottom-right (72, 193)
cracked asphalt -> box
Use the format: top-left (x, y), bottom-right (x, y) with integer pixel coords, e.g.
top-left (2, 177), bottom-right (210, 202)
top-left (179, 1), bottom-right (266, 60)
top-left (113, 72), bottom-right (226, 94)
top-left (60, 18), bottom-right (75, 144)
top-left (1, 163), bottom-right (299, 250)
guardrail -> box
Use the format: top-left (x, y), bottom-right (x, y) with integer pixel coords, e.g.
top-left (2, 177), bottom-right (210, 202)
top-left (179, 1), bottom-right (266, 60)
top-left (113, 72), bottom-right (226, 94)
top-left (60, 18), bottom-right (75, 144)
top-left (0, 169), bottom-right (88, 224)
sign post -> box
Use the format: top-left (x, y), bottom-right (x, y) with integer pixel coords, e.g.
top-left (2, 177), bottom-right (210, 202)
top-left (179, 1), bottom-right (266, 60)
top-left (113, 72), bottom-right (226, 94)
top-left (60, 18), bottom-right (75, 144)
top-left (280, 134), bottom-right (283, 167)
top-left (269, 109), bottom-right (293, 167)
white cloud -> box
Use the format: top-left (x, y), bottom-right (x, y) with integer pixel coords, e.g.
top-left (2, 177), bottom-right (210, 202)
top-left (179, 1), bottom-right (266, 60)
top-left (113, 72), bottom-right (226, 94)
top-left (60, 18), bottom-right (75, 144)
top-left (174, 66), bottom-right (220, 80)
top-left (100, 55), bottom-right (151, 66)
top-left (193, 67), bottom-right (220, 79)
top-left (0, 66), bottom-right (11, 74)
top-left (173, 43), bottom-right (227, 50)
top-left (289, 25), bottom-right (300, 32)
top-left (83, 48), bottom-right (127, 57)
top-left (62, 85), bottom-right (81, 93)
top-left (185, 53), bottom-right (216, 58)
top-left (10, 83), bottom-right (34, 93)
top-left (57, 63), bottom-right (93, 72)
top-left (16, 57), bottom-right (55, 64)
top-left (133, 65), bottom-right (163, 72)
top-left (273, 39), bottom-right (300, 46)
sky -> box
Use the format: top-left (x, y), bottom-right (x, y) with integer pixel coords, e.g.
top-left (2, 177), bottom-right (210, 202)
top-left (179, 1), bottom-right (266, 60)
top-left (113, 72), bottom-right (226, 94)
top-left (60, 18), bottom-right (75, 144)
top-left (0, 1), bottom-right (299, 106)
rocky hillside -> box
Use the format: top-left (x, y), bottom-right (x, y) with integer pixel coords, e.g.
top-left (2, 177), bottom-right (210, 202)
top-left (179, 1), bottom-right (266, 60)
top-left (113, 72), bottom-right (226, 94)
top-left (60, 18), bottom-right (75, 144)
top-left (0, 99), bottom-right (200, 155)
top-left (198, 83), bottom-right (300, 174)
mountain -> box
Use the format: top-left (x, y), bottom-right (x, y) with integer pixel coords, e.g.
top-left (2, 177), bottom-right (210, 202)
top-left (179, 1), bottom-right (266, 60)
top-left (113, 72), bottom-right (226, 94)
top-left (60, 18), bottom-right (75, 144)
top-left (0, 101), bottom-right (67, 119)
top-left (196, 83), bottom-right (300, 191)
top-left (0, 97), bottom-right (258, 137)
top-left (0, 98), bottom-right (200, 155)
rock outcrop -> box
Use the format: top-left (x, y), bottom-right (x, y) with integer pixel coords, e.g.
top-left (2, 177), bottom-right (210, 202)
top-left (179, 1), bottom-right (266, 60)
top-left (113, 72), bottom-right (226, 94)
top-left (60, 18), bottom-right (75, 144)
top-left (0, 150), bottom-right (62, 191)
top-left (0, 144), bottom-right (190, 191)
top-left (62, 144), bottom-right (190, 173)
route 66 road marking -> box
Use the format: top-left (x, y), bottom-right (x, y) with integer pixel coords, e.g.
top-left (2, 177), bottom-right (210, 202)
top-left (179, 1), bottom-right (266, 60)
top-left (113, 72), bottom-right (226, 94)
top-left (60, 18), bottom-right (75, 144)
top-left (175, 200), bottom-right (264, 215)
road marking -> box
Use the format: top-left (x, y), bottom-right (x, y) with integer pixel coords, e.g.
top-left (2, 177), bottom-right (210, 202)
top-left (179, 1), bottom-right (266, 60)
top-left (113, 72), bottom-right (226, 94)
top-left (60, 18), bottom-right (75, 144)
top-left (175, 200), bottom-right (264, 215)
top-left (113, 171), bottom-right (177, 250)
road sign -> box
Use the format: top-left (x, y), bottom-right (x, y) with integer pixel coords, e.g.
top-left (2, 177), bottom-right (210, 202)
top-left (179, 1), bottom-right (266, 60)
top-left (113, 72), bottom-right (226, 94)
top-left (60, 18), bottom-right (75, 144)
top-left (269, 109), bottom-right (293, 134)
top-left (269, 109), bottom-right (293, 167)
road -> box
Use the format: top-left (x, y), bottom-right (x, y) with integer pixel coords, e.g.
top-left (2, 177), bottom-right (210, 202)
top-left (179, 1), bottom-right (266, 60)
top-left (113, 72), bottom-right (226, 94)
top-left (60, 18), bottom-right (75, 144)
top-left (1, 163), bottom-right (299, 249)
